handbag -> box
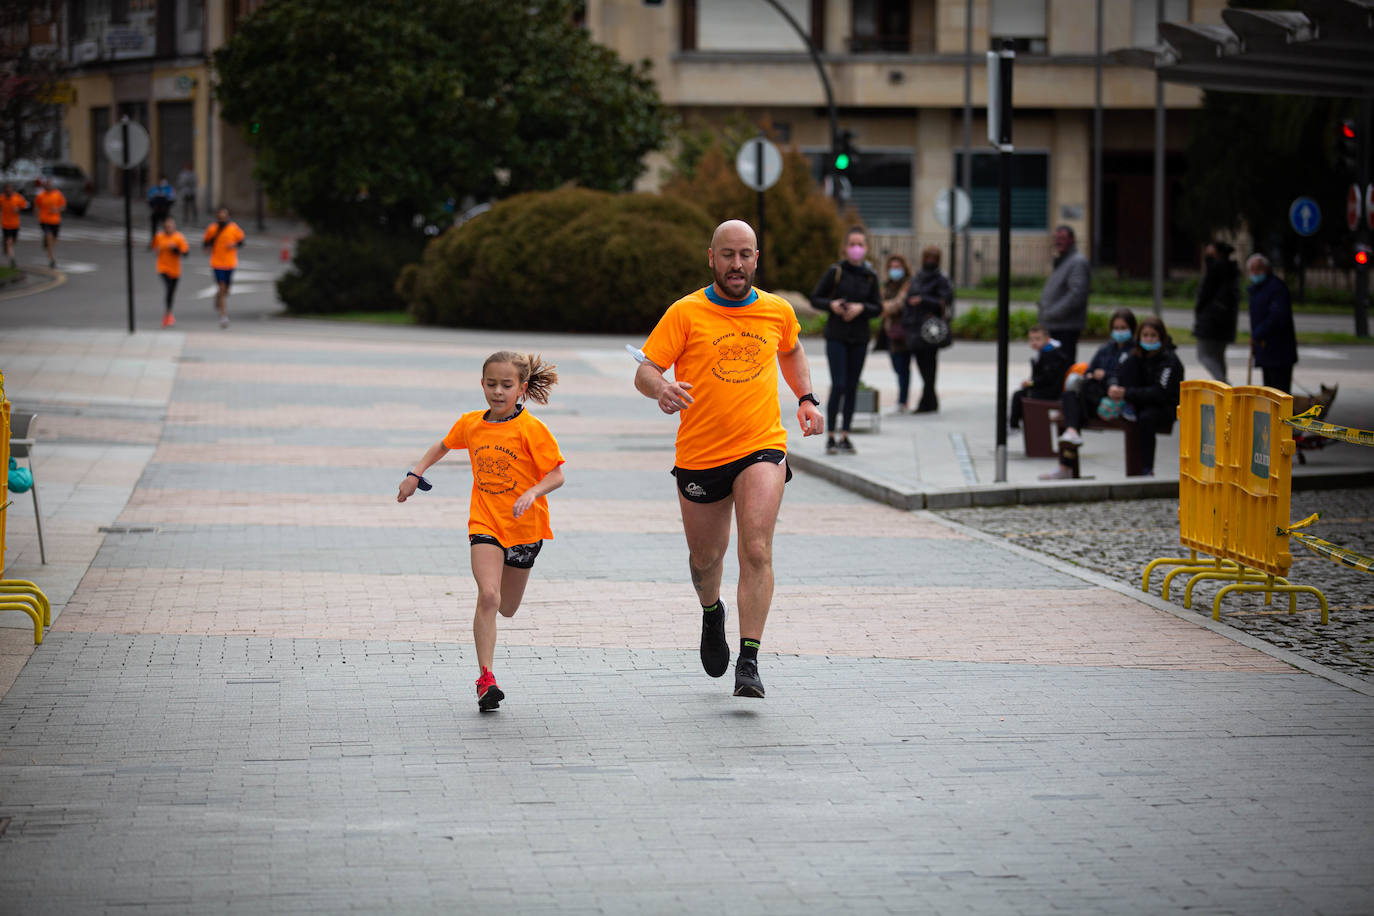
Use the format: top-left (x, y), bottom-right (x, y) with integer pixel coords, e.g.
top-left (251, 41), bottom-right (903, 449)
top-left (915, 315), bottom-right (952, 350)
top-left (1096, 396), bottom-right (1124, 421)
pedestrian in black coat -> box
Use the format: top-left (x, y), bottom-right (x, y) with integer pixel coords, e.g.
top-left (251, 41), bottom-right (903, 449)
top-left (1009, 324), bottom-right (1071, 430)
top-left (1192, 241), bottom-right (1239, 383)
top-left (1245, 253), bottom-right (1297, 393)
top-left (1109, 315), bottom-right (1184, 476)
top-left (809, 226), bottom-right (882, 455)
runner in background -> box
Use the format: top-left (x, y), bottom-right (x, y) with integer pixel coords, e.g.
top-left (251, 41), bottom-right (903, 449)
top-left (150, 216), bottom-right (190, 328)
top-left (34, 178), bottom-right (66, 269)
top-left (1, 182), bottom-right (26, 268)
top-left (203, 207), bottom-right (245, 329)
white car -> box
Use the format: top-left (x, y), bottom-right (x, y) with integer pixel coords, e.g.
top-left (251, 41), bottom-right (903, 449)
top-left (0, 159), bottom-right (93, 216)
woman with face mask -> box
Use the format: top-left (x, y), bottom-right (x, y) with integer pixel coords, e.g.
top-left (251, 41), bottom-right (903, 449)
top-left (879, 254), bottom-right (914, 411)
top-left (1108, 316), bottom-right (1185, 477)
top-left (809, 226), bottom-right (882, 454)
top-left (1039, 308), bottom-right (1138, 479)
top-left (901, 245), bottom-right (954, 413)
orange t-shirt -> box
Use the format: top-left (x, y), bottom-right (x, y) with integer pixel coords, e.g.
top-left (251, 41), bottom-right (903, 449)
top-left (1, 192), bottom-right (27, 230)
top-left (203, 221), bottom-right (245, 269)
top-left (641, 286), bottom-right (802, 470)
top-left (442, 407), bottom-right (565, 544)
top-left (34, 189), bottom-right (65, 225)
top-left (152, 230), bottom-right (190, 278)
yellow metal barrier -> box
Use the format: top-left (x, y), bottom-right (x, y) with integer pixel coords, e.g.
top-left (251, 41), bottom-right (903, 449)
top-left (1, 373), bottom-right (51, 644)
top-left (1146, 381), bottom-right (1327, 623)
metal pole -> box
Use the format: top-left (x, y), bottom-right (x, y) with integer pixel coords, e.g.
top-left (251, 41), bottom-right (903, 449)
top-left (759, 0), bottom-right (840, 204)
top-left (947, 186), bottom-right (957, 280)
top-left (1356, 96), bottom-right (1371, 338)
top-left (960, 0), bottom-right (973, 288)
top-left (756, 139), bottom-right (766, 288)
top-left (1151, 0), bottom-right (1165, 316)
top-left (122, 119), bottom-right (135, 335)
top-left (1092, 0), bottom-right (1103, 269)
top-left (994, 43), bottom-right (1014, 484)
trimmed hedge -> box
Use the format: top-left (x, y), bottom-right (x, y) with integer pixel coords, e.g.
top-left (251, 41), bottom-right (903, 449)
top-left (278, 228), bottom-right (424, 314)
top-left (398, 187), bottom-right (717, 333)
top-left (951, 306), bottom-right (1114, 341)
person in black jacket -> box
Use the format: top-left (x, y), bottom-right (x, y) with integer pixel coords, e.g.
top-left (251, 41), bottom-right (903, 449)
top-left (1192, 241), bottom-right (1239, 382)
top-left (1009, 325), bottom-right (1071, 431)
top-left (809, 226), bottom-right (882, 454)
top-left (1246, 253), bottom-right (1297, 393)
top-left (1108, 315), bottom-right (1184, 477)
top-left (902, 245), bottom-right (955, 413)
top-left (1055, 307), bottom-right (1136, 447)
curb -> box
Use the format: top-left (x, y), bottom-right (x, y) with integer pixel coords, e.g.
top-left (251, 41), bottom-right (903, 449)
top-left (0, 266), bottom-right (65, 302)
top-left (922, 510), bottom-right (1374, 698)
top-left (789, 452), bottom-right (1373, 509)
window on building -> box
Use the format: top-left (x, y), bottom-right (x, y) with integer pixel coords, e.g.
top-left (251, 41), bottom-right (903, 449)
top-left (687, 0), bottom-right (815, 53)
top-left (111, 0), bottom-right (129, 24)
top-left (1131, 0), bottom-right (1189, 46)
top-left (850, 0), bottom-right (910, 53)
top-left (810, 151), bottom-right (913, 231)
top-left (69, 0), bottom-right (87, 40)
top-left (954, 151), bottom-right (1049, 230)
top-left (185, 0), bottom-right (204, 31)
top-left (989, 0), bottom-right (1045, 54)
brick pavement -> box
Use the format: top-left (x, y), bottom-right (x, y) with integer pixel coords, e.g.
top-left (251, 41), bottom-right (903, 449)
top-left (1, 325), bottom-right (1371, 915)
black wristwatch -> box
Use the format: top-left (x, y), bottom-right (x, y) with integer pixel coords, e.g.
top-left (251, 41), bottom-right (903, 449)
top-left (798, 393), bottom-right (820, 408)
top-left (406, 471), bottom-right (432, 491)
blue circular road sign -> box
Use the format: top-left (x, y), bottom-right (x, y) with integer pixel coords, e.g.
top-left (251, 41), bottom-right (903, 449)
top-left (1288, 196), bottom-right (1321, 237)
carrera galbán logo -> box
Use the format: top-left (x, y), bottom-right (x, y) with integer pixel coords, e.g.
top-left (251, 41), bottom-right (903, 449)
top-left (711, 331), bottom-right (768, 383)
top-left (474, 444), bottom-right (518, 495)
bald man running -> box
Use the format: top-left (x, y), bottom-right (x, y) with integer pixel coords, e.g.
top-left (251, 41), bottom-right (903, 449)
top-left (635, 219), bottom-right (825, 698)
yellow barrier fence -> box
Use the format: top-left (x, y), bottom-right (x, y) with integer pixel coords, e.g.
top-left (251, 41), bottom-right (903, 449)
top-left (1, 371), bottom-right (51, 644)
top-left (1144, 381), bottom-right (1327, 624)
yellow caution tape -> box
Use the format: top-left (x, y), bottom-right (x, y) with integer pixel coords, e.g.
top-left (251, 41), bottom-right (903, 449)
top-left (1283, 406), bottom-right (1374, 447)
top-left (1278, 513), bottom-right (1374, 574)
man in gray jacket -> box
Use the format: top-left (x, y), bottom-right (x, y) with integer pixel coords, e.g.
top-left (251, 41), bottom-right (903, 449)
top-left (1037, 225), bottom-right (1090, 363)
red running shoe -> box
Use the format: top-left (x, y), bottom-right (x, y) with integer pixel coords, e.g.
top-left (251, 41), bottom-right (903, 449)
top-left (161, 313), bottom-right (175, 328)
top-left (476, 668), bottom-right (504, 711)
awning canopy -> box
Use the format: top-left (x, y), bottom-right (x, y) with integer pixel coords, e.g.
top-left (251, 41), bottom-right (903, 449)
top-left (1111, 0), bottom-right (1374, 98)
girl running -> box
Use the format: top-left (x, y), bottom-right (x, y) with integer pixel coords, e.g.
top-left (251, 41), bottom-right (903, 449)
top-left (397, 351), bottom-right (565, 711)
top-left (150, 217), bottom-right (190, 327)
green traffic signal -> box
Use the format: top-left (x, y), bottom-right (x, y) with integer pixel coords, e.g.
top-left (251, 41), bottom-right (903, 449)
top-left (834, 152), bottom-right (851, 171)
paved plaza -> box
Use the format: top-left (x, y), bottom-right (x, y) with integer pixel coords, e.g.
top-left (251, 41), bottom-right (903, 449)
top-left (0, 320), bottom-right (1371, 914)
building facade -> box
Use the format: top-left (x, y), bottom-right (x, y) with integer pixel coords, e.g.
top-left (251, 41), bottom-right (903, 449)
top-left (585, 0), bottom-right (1213, 280)
top-left (23, 0), bottom-right (263, 216)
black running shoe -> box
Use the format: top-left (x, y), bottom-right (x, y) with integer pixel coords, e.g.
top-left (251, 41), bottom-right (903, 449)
top-left (837, 437), bottom-right (856, 455)
top-left (733, 657), bottom-right (765, 698)
top-left (700, 600), bottom-right (730, 678)
top-left (825, 435), bottom-right (838, 455)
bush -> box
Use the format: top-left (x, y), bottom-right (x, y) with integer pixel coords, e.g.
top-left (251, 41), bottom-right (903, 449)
top-left (660, 141), bottom-right (846, 294)
top-left (952, 307), bottom-right (1113, 342)
top-left (278, 228), bottom-right (424, 314)
top-left (398, 187), bottom-right (716, 334)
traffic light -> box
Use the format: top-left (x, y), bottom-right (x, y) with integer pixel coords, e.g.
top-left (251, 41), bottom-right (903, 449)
top-left (1338, 119), bottom-right (1358, 171)
top-left (1356, 243), bottom-right (1371, 268)
top-left (833, 130), bottom-right (856, 172)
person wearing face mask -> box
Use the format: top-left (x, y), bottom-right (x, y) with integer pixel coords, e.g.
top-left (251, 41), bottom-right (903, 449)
top-left (901, 245), bottom-right (954, 413)
top-left (1107, 315), bottom-right (1184, 477)
top-left (1192, 241), bottom-right (1239, 383)
top-left (1245, 253), bottom-right (1297, 393)
top-left (809, 226), bottom-right (882, 454)
top-left (1054, 308), bottom-right (1137, 449)
top-left (879, 253), bottom-right (914, 411)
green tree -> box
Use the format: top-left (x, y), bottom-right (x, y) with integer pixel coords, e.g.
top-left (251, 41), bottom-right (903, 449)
top-left (214, 0), bottom-right (667, 228)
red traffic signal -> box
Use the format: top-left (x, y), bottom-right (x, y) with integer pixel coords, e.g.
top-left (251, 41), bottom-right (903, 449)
top-left (1356, 246), bottom-right (1371, 267)
top-left (1341, 120), bottom-right (1357, 141)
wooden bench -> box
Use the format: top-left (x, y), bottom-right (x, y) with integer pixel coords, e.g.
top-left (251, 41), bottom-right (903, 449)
top-left (1021, 397), bottom-right (1149, 477)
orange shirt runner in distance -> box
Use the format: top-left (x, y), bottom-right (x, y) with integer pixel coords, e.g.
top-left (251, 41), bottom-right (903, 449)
top-left (442, 408), bottom-right (565, 545)
top-left (640, 287), bottom-right (802, 470)
top-left (1, 191), bottom-right (27, 230)
top-left (34, 189), bottom-right (66, 225)
top-left (203, 220), bottom-right (245, 270)
top-left (152, 230), bottom-right (190, 278)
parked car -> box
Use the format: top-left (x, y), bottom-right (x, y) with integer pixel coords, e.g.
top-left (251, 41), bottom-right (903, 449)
top-left (0, 159), bottom-right (93, 216)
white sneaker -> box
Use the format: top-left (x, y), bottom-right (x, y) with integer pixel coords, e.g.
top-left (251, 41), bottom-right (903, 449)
top-left (219, 316), bottom-right (230, 329)
top-left (1058, 430), bottom-right (1083, 446)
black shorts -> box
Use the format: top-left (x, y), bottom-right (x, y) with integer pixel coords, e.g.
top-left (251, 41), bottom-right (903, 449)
top-left (41, 223), bottom-right (59, 238)
top-left (469, 534), bottom-right (543, 569)
top-left (2, 228), bottom-right (16, 242)
top-left (672, 448), bottom-right (791, 504)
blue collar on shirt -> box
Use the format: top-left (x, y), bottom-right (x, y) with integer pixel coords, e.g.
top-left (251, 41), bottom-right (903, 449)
top-left (703, 285), bottom-right (758, 308)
